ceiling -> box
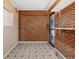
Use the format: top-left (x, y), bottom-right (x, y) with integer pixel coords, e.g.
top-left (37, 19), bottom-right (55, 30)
top-left (12, 0), bottom-right (56, 10)
top-left (52, 0), bottom-right (75, 12)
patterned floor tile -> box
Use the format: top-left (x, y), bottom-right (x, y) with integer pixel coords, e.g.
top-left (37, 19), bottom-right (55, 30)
top-left (4, 42), bottom-right (58, 59)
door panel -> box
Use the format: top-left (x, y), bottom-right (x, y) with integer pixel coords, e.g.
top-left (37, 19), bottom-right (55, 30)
top-left (19, 15), bottom-right (49, 41)
top-left (49, 15), bottom-right (55, 46)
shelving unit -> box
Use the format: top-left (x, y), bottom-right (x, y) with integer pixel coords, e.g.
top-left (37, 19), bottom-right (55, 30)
top-left (54, 28), bottom-right (75, 30)
top-left (54, 2), bottom-right (75, 59)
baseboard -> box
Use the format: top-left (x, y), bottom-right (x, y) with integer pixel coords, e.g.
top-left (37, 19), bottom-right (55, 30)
top-left (3, 42), bottom-right (18, 58)
top-left (18, 41), bottom-right (48, 43)
top-left (53, 48), bottom-right (66, 59)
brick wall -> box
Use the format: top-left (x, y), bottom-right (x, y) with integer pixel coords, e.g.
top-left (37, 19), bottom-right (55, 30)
top-left (54, 12), bottom-right (60, 28)
top-left (60, 2), bottom-right (75, 28)
top-left (55, 30), bottom-right (75, 59)
top-left (54, 2), bottom-right (75, 59)
top-left (54, 2), bottom-right (75, 28)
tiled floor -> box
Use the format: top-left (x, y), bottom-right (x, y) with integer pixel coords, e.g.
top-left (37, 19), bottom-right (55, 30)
top-left (4, 42), bottom-right (58, 59)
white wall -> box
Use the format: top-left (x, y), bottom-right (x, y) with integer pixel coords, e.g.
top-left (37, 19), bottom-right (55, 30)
top-left (3, 0), bottom-right (18, 55)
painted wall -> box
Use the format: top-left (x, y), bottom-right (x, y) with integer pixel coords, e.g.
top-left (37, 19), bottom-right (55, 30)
top-left (3, 0), bottom-right (18, 55)
top-left (19, 11), bottom-right (49, 41)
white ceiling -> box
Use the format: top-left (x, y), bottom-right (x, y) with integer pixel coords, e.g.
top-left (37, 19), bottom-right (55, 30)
top-left (52, 0), bottom-right (75, 12)
top-left (12, 0), bottom-right (56, 10)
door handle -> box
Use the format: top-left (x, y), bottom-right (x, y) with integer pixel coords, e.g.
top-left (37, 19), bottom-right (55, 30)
top-left (46, 24), bottom-right (49, 30)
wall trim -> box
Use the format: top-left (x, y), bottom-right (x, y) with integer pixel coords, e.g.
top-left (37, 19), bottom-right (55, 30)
top-left (18, 41), bottom-right (48, 43)
top-left (48, 0), bottom-right (61, 12)
top-left (17, 9), bottom-right (48, 10)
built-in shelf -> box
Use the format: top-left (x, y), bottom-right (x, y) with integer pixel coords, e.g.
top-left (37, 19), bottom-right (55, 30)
top-left (54, 28), bottom-right (75, 30)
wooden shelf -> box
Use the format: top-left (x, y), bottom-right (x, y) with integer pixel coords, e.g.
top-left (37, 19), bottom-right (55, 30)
top-left (54, 28), bottom-right (75, 30)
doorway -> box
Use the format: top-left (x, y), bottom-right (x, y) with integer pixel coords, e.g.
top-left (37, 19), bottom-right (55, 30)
top-left (49, 13), bottom-right (55, 47)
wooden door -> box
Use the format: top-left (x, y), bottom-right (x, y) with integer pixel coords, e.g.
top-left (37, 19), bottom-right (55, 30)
top-left (19, 15), bottom-right (49, 41)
